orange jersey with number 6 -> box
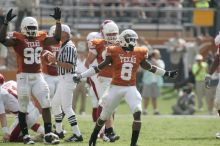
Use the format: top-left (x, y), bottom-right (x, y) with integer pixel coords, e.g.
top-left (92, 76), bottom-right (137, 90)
top-left (10, 31), bottom-right (47, 73)
top-left (107, 46), bottom-right (148, 86)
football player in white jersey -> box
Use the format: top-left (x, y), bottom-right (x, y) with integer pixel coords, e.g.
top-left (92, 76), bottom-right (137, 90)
top-left (0, 74), bottom-right (44, 142)
top-left (86, 32), bottom-right (101, 122)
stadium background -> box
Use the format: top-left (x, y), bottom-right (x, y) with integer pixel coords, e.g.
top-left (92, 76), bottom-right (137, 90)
top-left (0, 0), bottom-right (218, 82)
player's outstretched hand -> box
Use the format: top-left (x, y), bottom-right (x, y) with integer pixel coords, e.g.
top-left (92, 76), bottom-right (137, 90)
top-left (205, 74), bottom-right (211, 89)
top-left (164, 70), bottom-right (178, 79)
top-left (73, 74), bottom-right (82, 83)
top-left (50, 7), bottom-right (61, 20)
top-left (4, 9), bottom-right (16, 24)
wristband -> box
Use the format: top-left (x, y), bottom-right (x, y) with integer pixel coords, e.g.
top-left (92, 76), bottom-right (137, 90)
top-left (56, 20), bottom-right (61, 23)
top-left (2, 127), bottom-right (9, 134)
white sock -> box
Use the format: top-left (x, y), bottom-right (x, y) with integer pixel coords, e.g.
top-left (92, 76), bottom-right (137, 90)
top-left (72, 125), bottom-right (81, 136)
top-left (56, 123), bottom-right (63, 133)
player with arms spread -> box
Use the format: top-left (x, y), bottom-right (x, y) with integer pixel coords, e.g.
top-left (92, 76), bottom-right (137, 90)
top-left (73, 29), bottom-right (178, 146)
top-left (85, 20), bottom-right (120, 142)
top-left (0, 8), bottom-right (61, 144)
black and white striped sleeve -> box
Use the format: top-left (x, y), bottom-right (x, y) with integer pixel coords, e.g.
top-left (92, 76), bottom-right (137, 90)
top-left (65, 45), bottom-right (77, 66)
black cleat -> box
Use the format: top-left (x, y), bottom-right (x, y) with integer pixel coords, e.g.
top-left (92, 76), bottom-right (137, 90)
top-left (105, 132), bottom-right (120, 142)
top-left (54, 131), bottom-right (65, 139)
top-left (65, 134), bottom-right (83, 142)
top-left (23, 135), bottom-right (35, 144)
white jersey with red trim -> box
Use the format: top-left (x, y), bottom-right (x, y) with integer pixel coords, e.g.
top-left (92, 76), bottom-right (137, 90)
top-left (0, 80), bottom-right (19, 114)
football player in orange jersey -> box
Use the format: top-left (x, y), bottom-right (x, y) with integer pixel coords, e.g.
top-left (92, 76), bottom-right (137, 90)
top-left (0, 8), bottom-right (61, 144)
top-left (73, 29), bottom-right (178, 146)
top-left (84, 20), bottom-right (120, 142)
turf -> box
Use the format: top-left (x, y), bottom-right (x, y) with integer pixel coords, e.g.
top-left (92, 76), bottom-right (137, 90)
top-left (1, 87), bottom-right (219, 146)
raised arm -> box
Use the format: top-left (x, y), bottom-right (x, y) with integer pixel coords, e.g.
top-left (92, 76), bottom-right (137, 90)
top-left (43, 7), bottom-right (61, 46)
top-left (0, 9), bottom-right (17, 47)
top-left (73, 56), bottom-right (112, 83)
top-left (140, 58), bottom-right (178, 79)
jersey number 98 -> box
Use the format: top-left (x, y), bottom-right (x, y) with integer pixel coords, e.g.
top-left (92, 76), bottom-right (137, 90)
top-left (24, 47), bottom-right (43, 64)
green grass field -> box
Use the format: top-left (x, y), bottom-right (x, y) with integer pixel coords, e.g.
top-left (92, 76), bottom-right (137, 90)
top-left (1, 87), bottom-right (220, 146)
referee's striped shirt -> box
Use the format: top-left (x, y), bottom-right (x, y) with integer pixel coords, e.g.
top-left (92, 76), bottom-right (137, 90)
top-left (57, 40), bottom-right (77, 75)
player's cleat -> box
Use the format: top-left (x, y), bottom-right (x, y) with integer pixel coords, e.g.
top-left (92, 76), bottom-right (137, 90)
top-left (44, 132), bottom-right (60, 144)
top-left (102, 134), bottom-right (110, 142)
top-left (23, 135), bottom-right (35, 144)
top-left (65, 134), bottom-right (83, 142)
top-left (216, 132), bottom-right (220, 139)
top-left (54, 131), bottom-right (65, 139)
top-left (104, 132), bottom-right (120, 142)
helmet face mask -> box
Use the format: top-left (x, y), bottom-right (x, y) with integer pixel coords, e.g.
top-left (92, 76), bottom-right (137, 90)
top-left (21, 17), bottom-right (38, 38)
top-left (119, 29), bottom-right (138, 51)
top-left (101, 21), bottom-right (119, 44)
top-left (104, 32), bottom-right (118, 44)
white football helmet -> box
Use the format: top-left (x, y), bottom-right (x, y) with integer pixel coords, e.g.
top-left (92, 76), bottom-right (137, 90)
top-left (48, 25), bottom-right (56, 37)
top-left (100, 20), bottom-right (119, 44)
top-left (86, 32), bottom-right (101, 48)
top-left (119, 29), bottom-right (138, 48)
top-left (21, 17), bottom-right (38, 37)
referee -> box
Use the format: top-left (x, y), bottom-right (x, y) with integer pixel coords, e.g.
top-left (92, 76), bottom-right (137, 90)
top-left (48, 24), bottom-right (83, 142)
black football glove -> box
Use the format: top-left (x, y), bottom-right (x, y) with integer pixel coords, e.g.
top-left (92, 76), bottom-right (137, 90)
top-left (4, 9), bottom-right (16, 25)
top-left (49, 7), bottom-right (61, 20)
top-left (73, 73), bottom-right (82, 83)
top-left (164, 70), bottom-right (178, 79)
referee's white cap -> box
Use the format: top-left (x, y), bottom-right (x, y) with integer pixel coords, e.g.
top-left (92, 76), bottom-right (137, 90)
top-left (61, 24), bottom-right (71, 36)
